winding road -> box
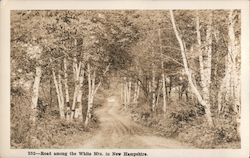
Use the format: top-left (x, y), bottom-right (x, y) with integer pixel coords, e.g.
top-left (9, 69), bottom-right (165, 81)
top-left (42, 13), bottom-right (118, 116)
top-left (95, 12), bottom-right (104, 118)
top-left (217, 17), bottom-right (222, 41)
top-left (80, 96), bottom-right (193, 149)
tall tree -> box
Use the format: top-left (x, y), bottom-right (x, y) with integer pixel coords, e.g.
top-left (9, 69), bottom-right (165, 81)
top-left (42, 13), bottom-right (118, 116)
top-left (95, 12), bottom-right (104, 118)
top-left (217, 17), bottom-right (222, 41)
top-left (169, 10), bottom-right (214, 127)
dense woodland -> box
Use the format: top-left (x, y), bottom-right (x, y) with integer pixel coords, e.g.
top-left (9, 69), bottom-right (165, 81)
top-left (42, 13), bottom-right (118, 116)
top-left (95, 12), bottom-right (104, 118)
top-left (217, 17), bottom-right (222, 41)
top-left (11, 10), bottom-right (241, 148)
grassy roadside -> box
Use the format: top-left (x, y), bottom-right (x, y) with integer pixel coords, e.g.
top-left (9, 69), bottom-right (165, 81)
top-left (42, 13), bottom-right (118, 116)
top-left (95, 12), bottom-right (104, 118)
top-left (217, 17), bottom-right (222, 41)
top-left (125, 99), bottom-right (240, 149)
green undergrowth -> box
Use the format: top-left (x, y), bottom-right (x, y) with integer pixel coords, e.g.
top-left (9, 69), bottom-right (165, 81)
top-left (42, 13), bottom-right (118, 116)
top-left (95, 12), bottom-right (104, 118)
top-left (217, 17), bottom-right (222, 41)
top-left (127, 99), bottom-right (240, 149)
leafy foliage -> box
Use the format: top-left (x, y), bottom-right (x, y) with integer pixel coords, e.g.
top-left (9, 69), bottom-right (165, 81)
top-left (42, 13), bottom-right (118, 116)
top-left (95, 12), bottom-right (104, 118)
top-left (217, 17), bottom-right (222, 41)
top-left (11, 10), bottom-right (241, 149)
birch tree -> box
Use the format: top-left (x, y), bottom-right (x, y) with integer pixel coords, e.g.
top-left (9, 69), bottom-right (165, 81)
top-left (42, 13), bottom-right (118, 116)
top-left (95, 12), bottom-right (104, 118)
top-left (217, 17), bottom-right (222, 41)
top-left (85, 63), bottom-right (110, 127)
top-left (51, 64), bottom-right (65, 119)
top-left (195, 11), bottom-right (213, 123)
top-left (170, 10), bottom-right (214, 127)
top-left (29, 46), bottom-right (43, 123)
top-left (217, 10), bottom-right (240, 115)
top-left (63, 57), bottom-right (71, 120)
top-left (158, 29), bottom-right (167, 113)
top-left (216, 10), bottom-right (241, 136)
top-left (70, 58), bottom-right (82, 120)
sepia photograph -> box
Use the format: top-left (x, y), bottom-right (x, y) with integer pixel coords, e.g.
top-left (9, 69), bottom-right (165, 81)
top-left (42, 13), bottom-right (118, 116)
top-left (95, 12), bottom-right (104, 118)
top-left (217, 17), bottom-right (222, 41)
top-left (0, 1), bottom-right (250, 158)
top-left (10, 9), bottom-right (242, 150)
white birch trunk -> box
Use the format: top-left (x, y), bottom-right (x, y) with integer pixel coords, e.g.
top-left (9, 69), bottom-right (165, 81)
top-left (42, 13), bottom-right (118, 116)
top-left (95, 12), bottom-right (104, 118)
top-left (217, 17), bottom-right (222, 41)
top-left (64, 57), bottom-right (71, 120)
top-left (218, 10), bottom-right (240, 115)
top-left (85, 63), bottom-right (110, 127)
top-left (121, 81), bottom-right (124, 103)
top-left (85, 94), bottom-right (93, 127)
top-left (136, 81), bottom-right (140, 105)
top-left (156, 80), bottom-right (162, 108)
top-left (133, 81), bottom-right (140, 104)
top-left (85, 63), bottom-right (93, 127)
top-left (31, 66), bottom-right (42, 123)
top-left (58, 73), bottom-right (65, 119)
top-left (133, 81), bottom-right (137, 103)
top-left (148, 81), bottom-right (152, 95)
top-left (75, 71), bottom-right (84, 119)
top-left (162, 73), bottom-right (167, 113)
top-left (52, 69), bottom-right (61, 106)
top-left (170, 10), bottom-right (214, 127)
top-left (196, 12), bottom-right (205, 92)
top-left (152, 67), bottom-right (156, 112)
top-left (70, 62), bottom-right (81, 120)
top-left (30, 46), bottom-right (43, 123)
top-left (136, 81), bottom-right (140, 100)
top-left (218, 10), bottom-right (240, 135)
top-left (128, 80), bottom-right (132, 105)
top-left (218, 73), bottom-right (229, 113)
top-left (159, 28), bottom-right (167, 113)
top-left (52, 69), bottom-right (65, 119)
top-left (124, 78), bottom-right (128, 107)
top-left (199, 12), bottom-right (213, 123)
top-left (228, 10), bottom-right (240, 113)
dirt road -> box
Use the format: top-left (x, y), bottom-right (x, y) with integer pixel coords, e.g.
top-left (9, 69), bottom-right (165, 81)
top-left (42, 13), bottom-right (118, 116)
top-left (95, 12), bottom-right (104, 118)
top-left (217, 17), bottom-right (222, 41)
top-left (79, 96), bottom-right (194, 149)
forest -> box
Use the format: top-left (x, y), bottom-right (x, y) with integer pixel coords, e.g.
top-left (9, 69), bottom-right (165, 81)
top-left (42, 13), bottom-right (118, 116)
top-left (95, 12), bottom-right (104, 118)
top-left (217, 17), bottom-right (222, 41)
top-left (11, 10), bottom-right (241, 149)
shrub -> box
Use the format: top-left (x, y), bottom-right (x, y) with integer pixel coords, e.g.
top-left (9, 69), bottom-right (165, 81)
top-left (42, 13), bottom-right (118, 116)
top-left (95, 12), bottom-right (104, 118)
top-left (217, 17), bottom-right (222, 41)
top-left (128, 98), bottom-right (240, 148)
top-left (11, 93), bottom-right (99, 148)
top-left (11, 92), bottom-right (33, 148)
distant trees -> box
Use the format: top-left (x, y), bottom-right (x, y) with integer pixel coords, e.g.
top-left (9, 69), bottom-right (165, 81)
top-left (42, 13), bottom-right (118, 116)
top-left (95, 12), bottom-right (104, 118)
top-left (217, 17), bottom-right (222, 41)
top-left (11, 11), bottom-right (138, 126)
top-left (117, 10), bottom-right (240, 130)
top-left (11, 9), bottom-right (241, 137)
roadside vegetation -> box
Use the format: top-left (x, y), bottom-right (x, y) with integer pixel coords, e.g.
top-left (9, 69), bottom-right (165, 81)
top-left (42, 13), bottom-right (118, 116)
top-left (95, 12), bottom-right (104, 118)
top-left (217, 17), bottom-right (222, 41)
top-left (11, 10), bottom-right (240, 148)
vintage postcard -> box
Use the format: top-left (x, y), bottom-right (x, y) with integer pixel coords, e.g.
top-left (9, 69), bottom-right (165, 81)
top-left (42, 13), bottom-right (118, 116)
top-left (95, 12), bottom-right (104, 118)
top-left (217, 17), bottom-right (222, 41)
top-left (0, 0), bottom-right (249, 158)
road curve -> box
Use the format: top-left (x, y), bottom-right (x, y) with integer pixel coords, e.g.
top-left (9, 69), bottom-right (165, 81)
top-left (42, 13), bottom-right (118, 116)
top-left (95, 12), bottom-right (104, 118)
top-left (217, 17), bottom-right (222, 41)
top-left (80, 96), bottom-right (194, 149)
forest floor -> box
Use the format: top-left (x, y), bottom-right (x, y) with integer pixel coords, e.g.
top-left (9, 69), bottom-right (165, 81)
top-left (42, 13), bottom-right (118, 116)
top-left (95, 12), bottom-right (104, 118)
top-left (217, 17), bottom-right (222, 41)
top-left (59, 96), bottom-right (194, 149)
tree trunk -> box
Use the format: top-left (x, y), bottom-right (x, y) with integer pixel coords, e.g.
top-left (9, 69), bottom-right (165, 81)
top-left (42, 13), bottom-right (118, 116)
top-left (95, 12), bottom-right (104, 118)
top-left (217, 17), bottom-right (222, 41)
top-left (159, 28), bottom-right (167, 113)
top-left (124, 79), bottom-right (131, 108)
top-left (121, 81), bottom-right (124, 104)
top-left (70, 61), bottom-right (82, 120)
top-left (218, 73), bottom-right (229, 114)
top-left (156, 80), bottom-right (162, 108)
top-left (63, 57), bottom-right (71, 120)
top-left (58, 73), bottom-right (65, 119)
top-left (162, 73), bottom-right (167, 113)
top-left (196, 11), bottom-right (213, 124)
top-left (85, 94), bottom-right (93, 127)
top-left (196, 11), bottom-right (205, 92)
top-left (152, 66), bottom-right (156, 112)
top-left (168, 76), bottom-right (172, 97)
top-left (136, 81), bottom-right (140, 104)
top-left (85, 63), bottom-right (93, 127)
top-left (128, 80), bottom-right (132, 105)
top-left (148, 80), bottom-right (152, 95)
top-left (75, 70), bottom-right (84, 120)
top-left (84, 63), bottom-right (110, 127)
top-left (52, 69), bottom-right (65, 119)
top-left (133, 81), bottom-right (140, 104)
top-left (170, 10), bottom-right (214, 127)
top-left (228, 10), bottom-right (240, 113)
top-left (31, 66), bottom-right (42, 123)
top-left (49, 73), bottom-right (53, 107)
top-left (217, 10), bottom-right (240, 135)
top-left (133, 81), bottom-right (138, 103)
top-left (123, 77), bottom-right (127, 107)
